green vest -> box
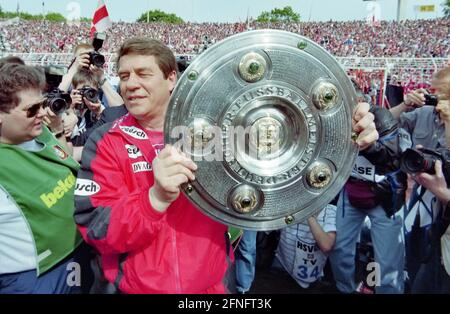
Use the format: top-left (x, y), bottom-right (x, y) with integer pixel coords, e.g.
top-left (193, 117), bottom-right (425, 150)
top-left (0, 127), bottom-right (82, 275)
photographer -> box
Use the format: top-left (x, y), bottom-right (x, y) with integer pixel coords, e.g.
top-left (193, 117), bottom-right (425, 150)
top-left (389, 67), bottom-right (450, 290)
top-left (406, 158), bottom-right (450, 293)
top-left (69, 69), bottom-right (105, 161)
top-left (329, 105), bottom-right (407, 294)
top-left (390, 68), bottom-right (450, 149)
top-left (59, 41), bottom-right (123, 108)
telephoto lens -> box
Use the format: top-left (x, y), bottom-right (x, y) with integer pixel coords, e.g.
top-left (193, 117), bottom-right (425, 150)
top-left (49, 98), bottom-right (67, 115)
top-left (44, 89), bottom-right (72, 115)
top-left (400, 148), bottom-right (438, 174)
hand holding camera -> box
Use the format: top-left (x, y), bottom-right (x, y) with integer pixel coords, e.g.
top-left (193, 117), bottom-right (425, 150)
top-left (404, 88), bottom-right (427, 108)
top-left (44, 89), bottom-right (72, 116)
top-left (88, 32), bottom-right (106, 69)
top-left (62, 110), bottom-right (78, 138)
top-left (42, 105), bottom-right (64, 135)
top-left (72, 86), bottom-right (103, 117)
top-left (89, 63), bottom-right (106, 83)
top-left (69, 32), bottom-right (106, 73)
top-left (87, 51), bottom-right (105, 68)
top-left (402, 147), bottom-right (450, 212)
top-left (83, 96), bottom-right (103, 118)
top-left (435, 99), bottom-right (450, 123)
top-left (70, 89), bottom-right (83, 108)
top-left (415, 160), bottom-right (450, 204)
top-left (73, 53), bottom-right (91, 71)
top-left (400, 147), bottom-right (450, 177)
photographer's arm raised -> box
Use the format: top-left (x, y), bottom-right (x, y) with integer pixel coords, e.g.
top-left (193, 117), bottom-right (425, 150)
top-left (390, 89), bottom-right (426, 119)
top-left (90, 64), bottom-right (124, 107)
top-left (58, 53), bottom-right (90, 92)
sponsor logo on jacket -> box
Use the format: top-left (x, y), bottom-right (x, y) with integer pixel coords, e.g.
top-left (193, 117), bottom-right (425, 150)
top-left (120, 126), bottom-right (148, 140)
top-left (74, 179), bottom-right (101, 196)
top-left (40, 173), bottom-right (76, 208)
top-left (125, 144), bottom-right (143, 159)
top-left (53, 145), bottom-right (69, 160)
top-left (132, 161), bottom-right (152, 173)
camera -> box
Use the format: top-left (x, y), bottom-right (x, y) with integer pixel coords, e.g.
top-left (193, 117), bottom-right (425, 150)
top-left (424, 94), bottom-right (438, 107)
top-left (176, 55), bottom-right (190, 73)
top-left (88, 51), bottom-right (105, 68)
top-left (44, 88), bottom-right (72, 115)
top-left (400, 148), bottom-right (450, 182)
top-left (43, 65), bottom-right (71, 115)
top-left (78, 86), bottom-right (99, 103)
top-left (88, 32), bottom-right (106, 67)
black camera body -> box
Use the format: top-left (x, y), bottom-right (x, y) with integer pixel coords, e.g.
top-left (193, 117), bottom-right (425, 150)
top-left (78, 86), bottom-right (99, 103)
top-left (88, 32), bottom-right (106, 67)
top-left (424, 94), bottom-right (438, 107)
top-left (176, 55), bottom-right (190, 73)
top-left (43, 65), bottom-right (71, 115)
top-left (400, 147), bottom-right (450, 185)
top-left (45, 88), bottom-right (72, 115)
top-left (88, 51), bottom-right (105, 68)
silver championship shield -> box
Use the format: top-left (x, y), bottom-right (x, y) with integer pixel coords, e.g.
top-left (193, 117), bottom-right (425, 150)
top-left (164, 30), bottom-right (358, 230)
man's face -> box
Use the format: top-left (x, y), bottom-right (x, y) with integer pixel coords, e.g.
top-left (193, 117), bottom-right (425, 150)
top-left (118, 54), bottom-right (176, 123)
top-left (431, 76), bottom-right (450, 100)
top-left (0, 89), bottom-right (45, 144)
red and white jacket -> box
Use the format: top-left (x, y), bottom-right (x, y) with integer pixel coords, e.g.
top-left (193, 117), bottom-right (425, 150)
top-left (74, 114), bottom-right (231, 293)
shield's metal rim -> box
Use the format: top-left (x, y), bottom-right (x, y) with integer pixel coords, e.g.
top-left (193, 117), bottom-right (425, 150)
top-left (164, 29), bottom-right (359, 230)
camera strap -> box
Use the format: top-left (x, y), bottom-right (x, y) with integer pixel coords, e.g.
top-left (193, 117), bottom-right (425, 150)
top-left (67, 57), bottom-right (76, 71)
top-left (404, 185), bottom-right (435, 233)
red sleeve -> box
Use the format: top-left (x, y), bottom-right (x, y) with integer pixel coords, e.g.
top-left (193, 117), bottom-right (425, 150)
top-left (74, 127), bottom-right (167, 255)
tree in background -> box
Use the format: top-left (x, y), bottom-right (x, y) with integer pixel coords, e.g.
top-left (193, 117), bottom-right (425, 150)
top-left (42, 12), bottom-right (66, 22)
top-left (137, 10), bottom-right (184, 24)
top-left (0, 10), bottom-right (66, 22)
top-left (256, 6), bottom-right (300, 23)
top-left (443, 0), bottom-right (450, 18)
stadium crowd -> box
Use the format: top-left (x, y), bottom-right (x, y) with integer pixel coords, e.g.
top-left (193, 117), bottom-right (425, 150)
top-left (1, 18), bottom-right (449, 58)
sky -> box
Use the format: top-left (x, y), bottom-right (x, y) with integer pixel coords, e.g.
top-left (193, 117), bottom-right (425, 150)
top-left (0, 0), bottom-right (445, 23)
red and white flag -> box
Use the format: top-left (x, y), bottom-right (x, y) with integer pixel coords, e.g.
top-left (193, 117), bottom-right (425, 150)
top-left (90, 0), bottom-right (112, 37)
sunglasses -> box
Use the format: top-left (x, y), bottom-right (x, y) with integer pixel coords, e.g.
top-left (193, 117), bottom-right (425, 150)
top-left (25, 100), bottom-right (46, 118)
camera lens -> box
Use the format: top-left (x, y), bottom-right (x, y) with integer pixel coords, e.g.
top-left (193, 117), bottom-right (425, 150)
top-left (402, 152), bottom-right (425, 172)
top-left (400, 149), bottom-right (436, 174)
top-left (84, 88), bottom-right (99, 103)
top-left (80, 87), bottom-right (99, 103)
top-left (91, 53), bottom-right (105, 67)
top-left (49, 98), bottom-right (67, 115)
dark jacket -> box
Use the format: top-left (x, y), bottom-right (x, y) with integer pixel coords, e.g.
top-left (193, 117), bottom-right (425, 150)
top-left (355, 107), bottom-right (407, 216)
top-left (78, 105), bottom-right (128, 146)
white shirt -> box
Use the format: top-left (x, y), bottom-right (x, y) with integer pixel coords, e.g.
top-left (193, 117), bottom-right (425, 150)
top-left (0, 140), bottom-right (43, 274)
top-left (275, 204), bottom-right (337, 288)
